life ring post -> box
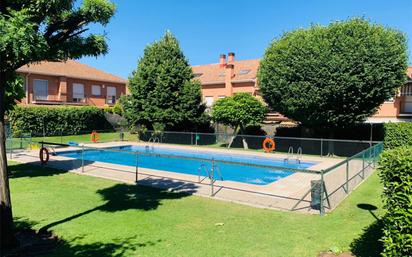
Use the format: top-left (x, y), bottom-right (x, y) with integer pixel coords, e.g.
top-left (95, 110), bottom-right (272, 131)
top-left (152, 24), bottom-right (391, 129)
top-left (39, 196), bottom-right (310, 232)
top-left (90, 131), bottom-right (100, 143)
top-left (263, 138), bottom-right (276, 153)
top-left (39, 147), bottom-right (50, 164)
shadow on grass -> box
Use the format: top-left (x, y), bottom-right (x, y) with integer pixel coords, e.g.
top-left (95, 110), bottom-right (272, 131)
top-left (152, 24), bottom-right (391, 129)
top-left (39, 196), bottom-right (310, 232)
top-left (53, 236), bottom-right (161, 257)
top-left (8, 162), bottom-right (68, 178)
top-left (9, 159), bottom-right (96, 179)
top-left (350, 204), bottom-right (383, 257)
top-left (38, 177), bottom-right (198, 232)
top-left (10, 218), bottom-right (160, 257)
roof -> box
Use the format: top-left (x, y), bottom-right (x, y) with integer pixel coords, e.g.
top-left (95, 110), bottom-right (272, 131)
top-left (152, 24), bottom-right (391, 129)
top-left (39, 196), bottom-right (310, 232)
top-left (17, 60), bottom-right (127, 84)
top-left (192, 59), bottom-right (260, 84)
top-left (407, 67), bottom-right (412, 80)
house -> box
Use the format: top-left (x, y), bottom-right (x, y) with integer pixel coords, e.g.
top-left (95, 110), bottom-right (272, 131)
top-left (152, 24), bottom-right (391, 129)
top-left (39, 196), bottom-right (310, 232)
top-left (17, 60), bottom-right (127, 107)
top-left (368, 67), bottom-right (412, 122)
top-left (193, 53), bottom-right (412, 122)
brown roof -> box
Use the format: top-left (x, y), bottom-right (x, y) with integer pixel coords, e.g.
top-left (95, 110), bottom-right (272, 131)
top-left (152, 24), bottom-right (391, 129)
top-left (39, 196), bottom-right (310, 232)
top-left (192, 59), bottom-right (259, 84)
top-left (17, 60), bottom-right (127, 84)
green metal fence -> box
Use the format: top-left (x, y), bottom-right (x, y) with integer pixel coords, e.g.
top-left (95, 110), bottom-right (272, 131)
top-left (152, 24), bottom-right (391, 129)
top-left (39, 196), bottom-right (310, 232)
top-left (6, 127), bottom-right (384, 215)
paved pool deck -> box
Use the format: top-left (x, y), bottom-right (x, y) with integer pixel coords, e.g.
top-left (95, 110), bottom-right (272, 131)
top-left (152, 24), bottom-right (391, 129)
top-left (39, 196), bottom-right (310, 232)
top-left (9, 141), bottom-right (373, 214)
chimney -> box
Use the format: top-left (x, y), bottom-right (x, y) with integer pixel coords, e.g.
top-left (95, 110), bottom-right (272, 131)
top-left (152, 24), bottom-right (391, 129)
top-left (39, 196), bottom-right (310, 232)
top-left (228, 52), bottom-right (235, 64)
top-left (225, 63), bottom-right (234, 96)
top-left (219, 54), bottom-right (226, 67)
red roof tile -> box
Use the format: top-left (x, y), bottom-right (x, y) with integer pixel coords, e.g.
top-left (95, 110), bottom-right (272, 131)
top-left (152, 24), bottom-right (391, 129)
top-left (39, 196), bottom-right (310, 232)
top-left (192, 59), bottom-right (259, 84)
top-left (17, 60), bottom-right (127, 84)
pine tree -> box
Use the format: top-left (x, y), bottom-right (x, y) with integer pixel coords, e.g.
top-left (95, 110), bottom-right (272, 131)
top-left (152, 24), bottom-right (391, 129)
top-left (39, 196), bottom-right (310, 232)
top-left (123, 31), bottom-right (208, 131)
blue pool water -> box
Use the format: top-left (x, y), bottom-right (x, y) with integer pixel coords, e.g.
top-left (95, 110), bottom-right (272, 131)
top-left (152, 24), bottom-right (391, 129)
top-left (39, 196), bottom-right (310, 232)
top-left (57, 145), bottom-right (317, 185)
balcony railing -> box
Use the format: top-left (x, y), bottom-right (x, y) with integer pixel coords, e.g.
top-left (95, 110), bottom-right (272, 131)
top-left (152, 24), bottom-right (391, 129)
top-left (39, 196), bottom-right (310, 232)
top-left (400, 83), bottom-right (412, 96)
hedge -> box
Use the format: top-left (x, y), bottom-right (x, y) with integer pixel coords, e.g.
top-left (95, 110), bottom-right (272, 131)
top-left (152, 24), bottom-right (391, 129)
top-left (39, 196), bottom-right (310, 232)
top-left (8, 106), bottom-right (112, 136)
top-left (378, 147), bottom-right (412, 257)
top-left (383, 122), bottom-right (412, 149)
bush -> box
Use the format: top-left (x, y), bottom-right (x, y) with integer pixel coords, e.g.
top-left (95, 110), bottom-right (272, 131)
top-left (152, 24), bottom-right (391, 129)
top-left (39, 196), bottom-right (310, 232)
top-left (378, 147), bottom-right (412, 257)
top-left (103, 105), bottom-right (113, 114)
top-left (9, 106), bottom-right (112, 136)
top-left (383, 122), bottom-right (412, 149)
top-left (112, 102), bottom-right (123, 116)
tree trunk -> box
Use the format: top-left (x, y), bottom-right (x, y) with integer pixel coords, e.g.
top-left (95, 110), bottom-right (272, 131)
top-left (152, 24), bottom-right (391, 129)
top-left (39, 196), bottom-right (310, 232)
top-left (0, 72), bottom-right (17, 249)
top-left (227, 126), bottom-right (238, 148)
top-left (239, 127), bottom-right (249, 149)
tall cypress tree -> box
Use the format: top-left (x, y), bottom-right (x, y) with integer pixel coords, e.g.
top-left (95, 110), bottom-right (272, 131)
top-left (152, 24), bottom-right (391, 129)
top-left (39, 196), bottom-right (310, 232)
top-left (123, 31), bottom-right (208, 131)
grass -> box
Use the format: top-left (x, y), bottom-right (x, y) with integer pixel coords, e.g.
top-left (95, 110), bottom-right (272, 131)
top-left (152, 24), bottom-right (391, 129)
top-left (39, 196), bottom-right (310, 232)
top-left (9, 161), bottom-right (384, 257)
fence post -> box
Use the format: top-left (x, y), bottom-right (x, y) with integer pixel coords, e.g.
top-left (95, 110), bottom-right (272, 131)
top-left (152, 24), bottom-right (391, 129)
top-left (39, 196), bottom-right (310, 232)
top-left (320, 138), bottom-right (323, 157)
top-left (81, 144), bottom-right (85, 173)
top-left (345, 161), bottom-right (349, 193)
top-left (29, 134), bottom-right (32, 150)
top-left (135, 152), bottom-right (139, 183)
top-left (210, 158), bottom-right (215, 196)
top-left (320, 170), bottom-right (325, 216)
top-left (190, 132), bottom-right (193, 145)
top-left (362, 151), bottom-right (365, 179)
top-left (9, 137), bottom-right (12, 159)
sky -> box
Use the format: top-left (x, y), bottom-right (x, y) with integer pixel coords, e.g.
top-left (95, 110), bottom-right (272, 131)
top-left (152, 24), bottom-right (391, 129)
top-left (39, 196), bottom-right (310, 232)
top-left (79, 0), bottom-right (412, 79)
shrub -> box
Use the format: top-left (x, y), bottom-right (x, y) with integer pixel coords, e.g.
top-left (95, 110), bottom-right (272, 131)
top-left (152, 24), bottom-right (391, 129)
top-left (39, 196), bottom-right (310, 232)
top-left (378, 147), bottom-right (412, 257)
top-left (383, 122), bottom-right (412, 149)
top-left (103, 105), bottom-right (113, 114)
top-left (9, 106), bottom-right (112, 136)
top-left (112, 101), bottom-right (123, 116)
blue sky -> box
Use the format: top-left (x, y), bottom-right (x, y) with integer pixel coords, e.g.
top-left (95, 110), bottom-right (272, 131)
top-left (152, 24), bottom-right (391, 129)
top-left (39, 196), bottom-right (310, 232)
top-left (79, 0), bottom-right (412, 79)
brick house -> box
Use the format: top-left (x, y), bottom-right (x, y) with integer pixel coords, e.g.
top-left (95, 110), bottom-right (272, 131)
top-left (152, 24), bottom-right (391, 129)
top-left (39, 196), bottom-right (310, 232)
top-left (17, 60), bottom-right (127, 107)
top-left (193, 53), bottom-right (412, 122)
top-left (369, 67), bottom-right (412, 122)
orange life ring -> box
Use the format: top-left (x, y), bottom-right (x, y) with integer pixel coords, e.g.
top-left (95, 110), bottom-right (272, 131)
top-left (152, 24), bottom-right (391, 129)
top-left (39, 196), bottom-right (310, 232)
top-left (263, 138), bottom-right (276, 152)
top-left (90, 131), bottom-right (100, 143)
top-left (39, 147), bottom-right (49, 164)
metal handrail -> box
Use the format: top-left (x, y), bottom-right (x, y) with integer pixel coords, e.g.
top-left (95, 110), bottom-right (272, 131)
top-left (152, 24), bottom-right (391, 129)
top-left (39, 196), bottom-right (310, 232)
top-left (285, 146), bottom-right (294, 161)
top-left (296, 147), bottom-right (302, 163)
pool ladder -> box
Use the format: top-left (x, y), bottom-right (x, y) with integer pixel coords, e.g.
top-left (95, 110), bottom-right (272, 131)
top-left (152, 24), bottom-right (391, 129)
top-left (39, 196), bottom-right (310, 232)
top-left (145, 137), bottom-right (159, 152)
top-left (284, 146), bottom-right (302, 164)
top-left (198, 162), bottom-right (223, 183)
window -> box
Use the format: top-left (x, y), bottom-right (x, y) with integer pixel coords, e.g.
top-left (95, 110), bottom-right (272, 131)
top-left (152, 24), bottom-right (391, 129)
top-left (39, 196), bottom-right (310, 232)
top-left (33, 79), bottom-right (48, 100)
top-left (92, 85), bottom-right (101, 96)
top-left (218, 95), bottom-right (226, 99)
top-left (72, 83), bottom-right (85, 102)
top-left (239, 69), bottom-right (251, 75)
top-left (107, 86), bottom-right (117, 104)
top-left (204, 96), bottom-right (214, 107)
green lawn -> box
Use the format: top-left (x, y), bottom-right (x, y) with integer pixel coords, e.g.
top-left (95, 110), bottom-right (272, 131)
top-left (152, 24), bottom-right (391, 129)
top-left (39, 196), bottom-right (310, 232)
top-left (9, 161), bottom-right (383, 257)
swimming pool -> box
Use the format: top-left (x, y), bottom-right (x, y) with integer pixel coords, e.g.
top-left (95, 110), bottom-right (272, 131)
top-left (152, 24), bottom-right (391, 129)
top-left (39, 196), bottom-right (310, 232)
top-left (57, 145), bottom-right (317, 185)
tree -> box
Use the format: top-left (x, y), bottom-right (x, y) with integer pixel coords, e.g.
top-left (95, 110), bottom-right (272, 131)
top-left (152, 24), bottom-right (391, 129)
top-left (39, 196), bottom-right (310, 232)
top-left (0, 0), bottom-right (116, 248)
top-left (5, 74), bottom-right (25, 112)
top-left (123, 31), bottom-right (208, 132)
top-left (211, 93), bottom-right (267, 149)
top-left (258, 18), bottom-right (408, 129)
